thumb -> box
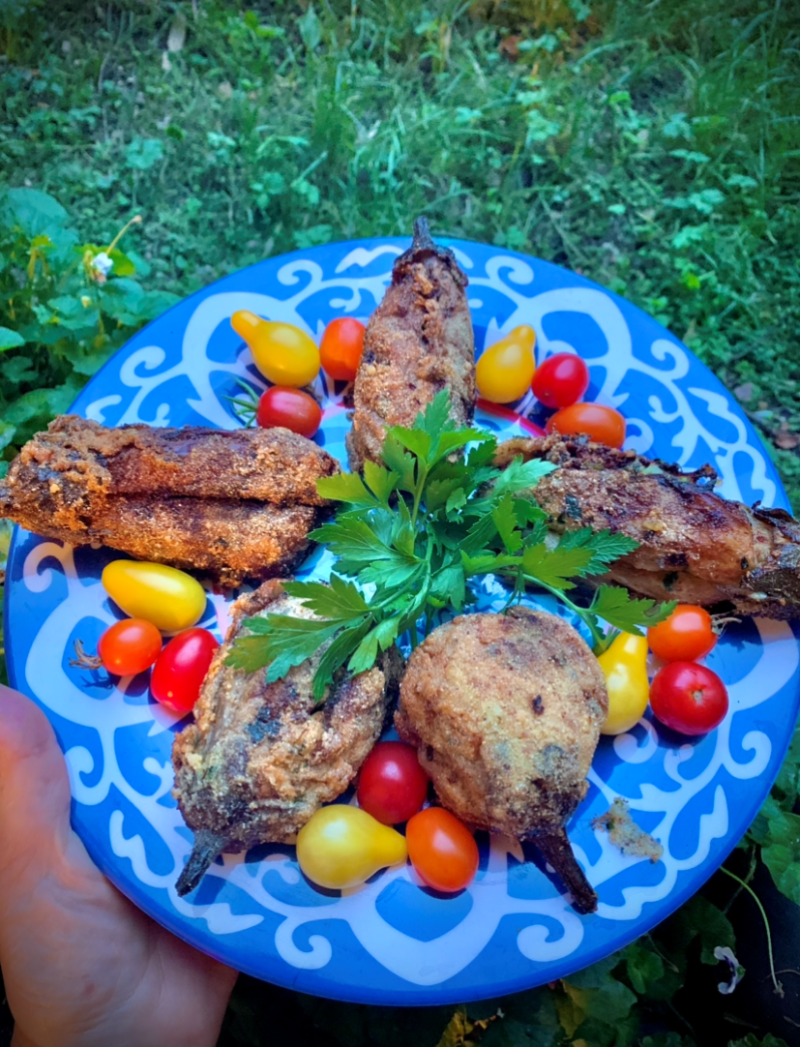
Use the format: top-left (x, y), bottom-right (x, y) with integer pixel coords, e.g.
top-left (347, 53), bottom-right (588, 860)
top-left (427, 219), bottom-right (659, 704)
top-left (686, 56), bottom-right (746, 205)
top-left (0, 684), bottom-right (78, 879)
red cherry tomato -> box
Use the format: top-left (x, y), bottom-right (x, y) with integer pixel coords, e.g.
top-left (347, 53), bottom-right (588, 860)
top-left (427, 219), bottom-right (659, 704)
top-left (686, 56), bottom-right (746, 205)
top-left (532, 353), bottom-right (590, 408)
top-left (256, 386), bottom-right (322, 438)
top-left (546, 402), bottom-right (626, 448)
top-left (648, 604), bottom-right (717, 663)
top-left (406, 807), bottom-right (479, 892)
top-left (319, 317), bottom-right (366, 381)
top-left (357, 742), bottom-right (429, 824)
top-left (97, 618), bottom-right (162, 676)
top-left (649, 661), bottom-right (729, 735)
top-left (150, 628), bottom-right (219, 714)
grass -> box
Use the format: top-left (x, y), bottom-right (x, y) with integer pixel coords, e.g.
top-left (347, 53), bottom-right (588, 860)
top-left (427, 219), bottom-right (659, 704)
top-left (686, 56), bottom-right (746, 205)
top-left (1, 0), bottom-right (799, 499)
top-left (1, 1), bottom-right (800, 1044)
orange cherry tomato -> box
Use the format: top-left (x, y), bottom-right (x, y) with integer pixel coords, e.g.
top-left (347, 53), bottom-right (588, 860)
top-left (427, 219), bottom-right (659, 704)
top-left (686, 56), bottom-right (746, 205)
top-left (97, 619), bottom-right (162, 677)
top-left (406, 807), bottom-right (479, 893)
top-left (648, 604), bottom-right (717, 663)
top-left (546, 402), bottom-right (626, 448)
top-left (320, 317), bottom-right (366, 381)
top-left (256, 386), bottom-right (322, 438)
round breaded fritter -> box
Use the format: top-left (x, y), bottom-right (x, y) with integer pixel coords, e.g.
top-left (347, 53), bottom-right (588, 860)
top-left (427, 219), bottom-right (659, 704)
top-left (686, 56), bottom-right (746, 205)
top-left (395, 608), bottom-right (608, 840)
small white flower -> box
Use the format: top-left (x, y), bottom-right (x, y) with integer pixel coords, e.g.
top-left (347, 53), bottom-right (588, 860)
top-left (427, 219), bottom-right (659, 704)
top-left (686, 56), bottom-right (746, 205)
top-left (90, 252), bottom-right (114, 283)
top-left (715, 946), bottom-right (745, 994)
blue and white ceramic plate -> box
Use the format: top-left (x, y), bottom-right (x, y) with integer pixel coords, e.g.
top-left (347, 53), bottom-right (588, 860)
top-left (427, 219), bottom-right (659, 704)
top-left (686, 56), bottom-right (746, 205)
top-left (5, 238), bottom-right (800, 1005)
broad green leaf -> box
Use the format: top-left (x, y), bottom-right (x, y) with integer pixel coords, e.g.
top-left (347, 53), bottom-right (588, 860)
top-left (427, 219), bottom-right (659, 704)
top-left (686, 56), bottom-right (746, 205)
top-left (363, 460), bottom-right (397, 503)
top-left (309, 518), bottom-right (390, 565)
top-left (522, 542), bottom-right (594, 589)
top-left (388, 425), bottom-right (431, 462)
top-left (492, 493), bottom-right (523, 554)
top-left (4, 187), bottom-right (69, 239)
top-left (592, 586), bottom-right (676, 635)
top-left (413, 389), bottom-right (453, 440)
top-left (559, 527), bottom-right (639, 573)
top-left (446, 488), bottom-right (467, 514)
top-left (225, 618), bottom-right (340, 675)
top-left (624, 942), bottom-right (665, 994)
top-left (108, 248), bottom-right (136, 277)
top-left (461, 512), bottom-right (499, 555)
top-left (0, 421), bottom-right (16, 452)
top-left (430, 565), bottom-right (466, 610)
top-left (492, 456), bottom-right (556, 496)
top-left (317, 471), bottom-right (377, 506)
top-left (0, 327), bottom-right (25, 351)
top-left (426, 475), bottom-right (466, 512)
top-left (282, 576), bottom-right (369, 619)
top-left (125, 136), bottom-right (165, 171)
top-left (431, 427), bottom-right (486, 464)
top-left (312, 617), bottom-right (372, 699)
top-left (298, 4), bottom-right (322, 49)
top-left (381, 433), bottom-right (416, 492)
top-left (759, 803), bottom-right (800, 904)
top-left (348, 628), bottom-right (379, 676)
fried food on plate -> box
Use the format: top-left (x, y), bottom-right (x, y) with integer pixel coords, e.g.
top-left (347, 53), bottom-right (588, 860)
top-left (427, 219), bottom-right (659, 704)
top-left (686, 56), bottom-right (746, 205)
top-left (0, 415), bottom-right (340, 587)
top-left (346, 217), bottom-right (476, 471)
top-left (395, 608), bottom-right (607, 914)
top-left (172, 580), bottom-right (393, 896)
top-left (495, 434), bottom-right (800, 618)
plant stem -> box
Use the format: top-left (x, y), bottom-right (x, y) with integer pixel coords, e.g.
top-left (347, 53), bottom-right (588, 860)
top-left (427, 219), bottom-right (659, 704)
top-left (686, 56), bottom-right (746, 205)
top-left (105, 213), bottom-right (142, 254)
top-left (719, 865), bottom-right (784, 997)
top-left (519, 573), bottom-right (607, 650)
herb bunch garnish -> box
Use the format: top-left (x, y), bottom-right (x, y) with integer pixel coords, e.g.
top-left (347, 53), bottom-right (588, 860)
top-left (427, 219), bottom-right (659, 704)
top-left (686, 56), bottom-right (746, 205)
top-left (226, 392), bottom-right (676, 700)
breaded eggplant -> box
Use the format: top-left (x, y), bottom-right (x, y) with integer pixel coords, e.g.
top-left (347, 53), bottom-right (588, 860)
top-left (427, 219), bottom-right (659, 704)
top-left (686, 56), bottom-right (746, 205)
top-left (0, 416), bottom-right (340, 587)
top-left (395, 608), bottom-right (607, 913)
top-left (172, 580), bottom-right (393, 896)
top-left (346, 217), bottom-right (476, 471)
top-left (495, 434), bottom-right (800, 618)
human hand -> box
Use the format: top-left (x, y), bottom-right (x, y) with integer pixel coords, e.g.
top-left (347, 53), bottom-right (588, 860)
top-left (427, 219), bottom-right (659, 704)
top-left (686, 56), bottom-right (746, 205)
top-left (0, 684), bottom-right (238, 1047)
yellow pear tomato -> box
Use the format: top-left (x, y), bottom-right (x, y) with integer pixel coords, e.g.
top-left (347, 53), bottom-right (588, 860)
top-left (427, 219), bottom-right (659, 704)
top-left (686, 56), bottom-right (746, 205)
top-left (475, 325), bottom-right (536, 403)
top-left (297, 805), bottom-right (407, 890)
top-left (102, 561), bottom-right (206, 633)
top-left (598, 631), bottom-right (650, 736)
top-left (231, 310), bottom-right (320, 387)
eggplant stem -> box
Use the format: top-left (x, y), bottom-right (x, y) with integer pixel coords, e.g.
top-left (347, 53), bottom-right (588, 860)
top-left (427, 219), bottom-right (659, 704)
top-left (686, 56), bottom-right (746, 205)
top-left (176, 829), bottom-right (229, 896)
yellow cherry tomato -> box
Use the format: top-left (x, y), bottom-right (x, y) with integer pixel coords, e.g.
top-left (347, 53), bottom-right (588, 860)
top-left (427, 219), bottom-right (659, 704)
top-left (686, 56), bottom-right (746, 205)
top-left (475, 325), bottom-right (536, 403)
top-left (597, 632), bottom-right (650, 736)
top-left (102, 561), bottom-right (206, 633)
top-left (297, 805), bottom-right (408, 890)
top-left (231, 310), bottom-right (320, 387)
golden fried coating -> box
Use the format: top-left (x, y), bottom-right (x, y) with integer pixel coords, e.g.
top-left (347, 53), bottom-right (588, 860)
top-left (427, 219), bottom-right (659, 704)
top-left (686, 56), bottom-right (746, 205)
top-left (346, 218), bottom-right (476, 471)
top-left (495, 434), bottom-right (800, 617)
top-left (172, 581), bottom-right (391, 895)
top-left (0, 416), bottom-right (340, 586)
top-left (396, 609), bottom-right (607, 912)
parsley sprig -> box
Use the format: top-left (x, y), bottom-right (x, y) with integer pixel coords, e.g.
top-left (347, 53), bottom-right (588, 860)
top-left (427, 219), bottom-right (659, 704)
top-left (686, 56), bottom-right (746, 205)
top-left (226, 392), bottom-right (676, 699)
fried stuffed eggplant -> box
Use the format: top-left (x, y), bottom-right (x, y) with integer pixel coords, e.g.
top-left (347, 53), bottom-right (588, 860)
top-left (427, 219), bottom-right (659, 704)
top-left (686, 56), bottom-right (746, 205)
top-left (395, 608), bottom-right (607, 914)
top-left (346, 217), bottom-right (476, 471)
top-left (495, 434), bottom-right (800, 618)
top-left (0, 416), bottom-right (340, 587)
top-left (172, 580), bottom-right (393, 896)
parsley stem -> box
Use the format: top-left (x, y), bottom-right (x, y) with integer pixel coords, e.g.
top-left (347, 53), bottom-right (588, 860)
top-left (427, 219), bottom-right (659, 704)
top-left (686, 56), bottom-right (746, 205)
top-left (517, 573), bottom-right (607, 651)
top-left (411, 463), bottom-right (429, 527)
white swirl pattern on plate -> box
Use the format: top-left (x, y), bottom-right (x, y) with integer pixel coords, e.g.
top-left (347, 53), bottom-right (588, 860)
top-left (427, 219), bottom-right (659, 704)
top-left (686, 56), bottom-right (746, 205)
top-left (7, 239), bottom-right (798, 1002)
